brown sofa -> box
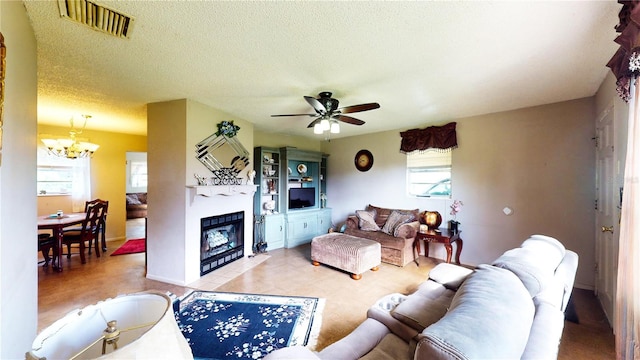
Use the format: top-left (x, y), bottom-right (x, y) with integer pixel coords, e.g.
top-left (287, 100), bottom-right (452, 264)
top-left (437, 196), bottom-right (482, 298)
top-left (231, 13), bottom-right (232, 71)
top-left (344, 204), bottom-right (420, 267)
top-left (126, 192), bottom-right (147, 219)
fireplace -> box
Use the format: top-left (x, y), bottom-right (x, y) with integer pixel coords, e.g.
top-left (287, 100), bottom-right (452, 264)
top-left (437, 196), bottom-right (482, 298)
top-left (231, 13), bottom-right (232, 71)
top-left (200, 211), bottom-right (244, 276)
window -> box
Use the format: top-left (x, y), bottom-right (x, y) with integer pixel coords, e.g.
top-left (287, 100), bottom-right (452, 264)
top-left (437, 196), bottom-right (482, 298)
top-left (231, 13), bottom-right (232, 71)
top-left (37, 146), bottom-right (91, 196)
top-left (126, 152), bottom-right (147, 193)
top-left (407, 150), bottom-right (451, 197)
top-left (37, 166), bottom-right (74, 195)
top-left (130, 160), bottom-right (148, 188)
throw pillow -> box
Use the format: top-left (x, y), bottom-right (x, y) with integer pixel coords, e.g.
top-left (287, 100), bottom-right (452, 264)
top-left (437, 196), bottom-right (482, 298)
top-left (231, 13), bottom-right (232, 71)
top-left (381, 210), bottom-right (414, 236)
top-left (356, 210), bottom-right (380, 231)
top-left (126, 194), bottom-right (141, 205)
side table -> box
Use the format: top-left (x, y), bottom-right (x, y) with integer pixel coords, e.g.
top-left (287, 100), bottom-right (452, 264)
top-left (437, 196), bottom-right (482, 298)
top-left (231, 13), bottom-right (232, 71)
top-left (414, 228), bottom-right (463, 265)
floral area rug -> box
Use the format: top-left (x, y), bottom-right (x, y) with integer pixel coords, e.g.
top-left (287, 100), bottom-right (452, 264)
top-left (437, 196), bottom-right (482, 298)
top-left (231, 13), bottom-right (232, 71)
top-left (173, 290), bottom-right (324, 359)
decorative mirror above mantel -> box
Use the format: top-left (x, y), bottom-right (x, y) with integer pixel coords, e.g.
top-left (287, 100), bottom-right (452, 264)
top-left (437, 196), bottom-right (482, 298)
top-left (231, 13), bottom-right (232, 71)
top-left (195, 121), bottom-right (250, 185)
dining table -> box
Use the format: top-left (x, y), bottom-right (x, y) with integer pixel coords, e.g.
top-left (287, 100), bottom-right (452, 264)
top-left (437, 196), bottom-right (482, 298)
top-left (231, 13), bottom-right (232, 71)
top-left (37, 212), bottom-right (86, 272)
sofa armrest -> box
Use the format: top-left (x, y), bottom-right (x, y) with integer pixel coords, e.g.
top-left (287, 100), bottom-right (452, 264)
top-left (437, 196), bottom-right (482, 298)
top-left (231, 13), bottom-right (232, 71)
top-left (555, 250), bottom-right (579, 312)
top-left (367, 306), bottom-right (419, 343)
top-left (395, 221), bottom-right (419, 239)
top-left (317, 318), bottom-right (391, 360)
top-left (345, 215), bottom-right (359, 230)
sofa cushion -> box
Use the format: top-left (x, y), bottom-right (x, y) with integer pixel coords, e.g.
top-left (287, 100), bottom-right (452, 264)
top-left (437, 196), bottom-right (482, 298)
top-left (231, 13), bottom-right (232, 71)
top-left (344, 228), bottom-right (406, 250)
top-left (366, 204), bottom-right (419, 228)
top-left (356, 210), bottom-right (381, 231)
top-left (521, 234), bottom-right (566, 271)
top-left (415, 264), bottom-right (535, 360)
top-left (126, 193), bottom-right (142, 205)
top-left (428, 263), bottom-right (474, 290)
top-left (381, 210), bottom-right (414, 236)
top-left (492, 247), bottom-right (555, 297)
top-left (390, 283), bottom-right (455, 331)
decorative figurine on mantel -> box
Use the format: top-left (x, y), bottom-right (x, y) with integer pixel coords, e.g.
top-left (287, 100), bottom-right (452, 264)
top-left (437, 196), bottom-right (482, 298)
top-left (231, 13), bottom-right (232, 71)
top-left (194, 173), bottom-right (208, 186)
top-left (247, 170), bottom-right (256, 185)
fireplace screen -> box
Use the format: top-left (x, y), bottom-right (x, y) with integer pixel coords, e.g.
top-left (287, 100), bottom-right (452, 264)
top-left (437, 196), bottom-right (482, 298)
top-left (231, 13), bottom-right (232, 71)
top-left (200, 211), bottom-right (244, 276)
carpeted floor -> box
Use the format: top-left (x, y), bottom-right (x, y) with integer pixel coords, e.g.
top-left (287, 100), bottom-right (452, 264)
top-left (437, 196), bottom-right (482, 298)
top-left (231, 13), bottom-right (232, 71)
top-left (174, 290), bottom-right (324, 359)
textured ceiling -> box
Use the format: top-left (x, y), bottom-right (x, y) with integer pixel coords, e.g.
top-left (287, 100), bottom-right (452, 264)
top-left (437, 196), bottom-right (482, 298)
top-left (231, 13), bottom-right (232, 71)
top-left (23, 1), bottom-right (621, 139)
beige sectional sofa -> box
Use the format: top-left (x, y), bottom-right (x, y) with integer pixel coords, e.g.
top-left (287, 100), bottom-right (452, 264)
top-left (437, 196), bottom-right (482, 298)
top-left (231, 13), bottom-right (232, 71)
top-left (264, 234), bottom-right (579, 360)
top-left (344, 204), bottom-right (420, 267)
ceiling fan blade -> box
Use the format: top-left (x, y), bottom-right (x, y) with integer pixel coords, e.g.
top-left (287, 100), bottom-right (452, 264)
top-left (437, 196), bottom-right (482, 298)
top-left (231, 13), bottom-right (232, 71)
top-left (334, 114), bottom-right (365, 125)
top-left (271, 113), bottom-right (316, 117)
top-left (304, 96), bottom-right (327, 115)
top-left (307, 117), bottom-right (322, 128)
top-left (338, 102), bottom-right (380, 114)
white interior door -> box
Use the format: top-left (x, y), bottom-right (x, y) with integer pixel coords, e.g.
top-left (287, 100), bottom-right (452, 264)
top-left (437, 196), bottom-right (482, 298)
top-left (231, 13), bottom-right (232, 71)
top-left (595, 105), bottom-right (618, 326)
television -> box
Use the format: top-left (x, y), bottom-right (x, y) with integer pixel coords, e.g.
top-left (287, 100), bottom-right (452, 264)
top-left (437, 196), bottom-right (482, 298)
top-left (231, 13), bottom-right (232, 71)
top-left (289, 187), bottom-right (316, 209)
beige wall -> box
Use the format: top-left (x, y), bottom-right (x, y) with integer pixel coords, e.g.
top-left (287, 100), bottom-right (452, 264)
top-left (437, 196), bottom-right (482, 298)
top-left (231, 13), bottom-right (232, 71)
top-left (37, 124), bottom-right (147, 242)
top-left (324, 97), bottom-right (597, 289)
top-left (0, 1), bottom-right (39, 357)
top-left (254, 130), bottom-right (322, 152)
top-left (147, 99), bottom-right (255, 285)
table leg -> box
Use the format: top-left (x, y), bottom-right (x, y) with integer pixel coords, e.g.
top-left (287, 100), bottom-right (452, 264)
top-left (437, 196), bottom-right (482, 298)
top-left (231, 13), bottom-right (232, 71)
top-left (52, 229), bottom-right (63, 272)
top-left (444, 243), bottom-right (452, 263)
top-left (413, 239), bottom-right (420, 265)
top-left (454, 238), bottom-right (463, 264)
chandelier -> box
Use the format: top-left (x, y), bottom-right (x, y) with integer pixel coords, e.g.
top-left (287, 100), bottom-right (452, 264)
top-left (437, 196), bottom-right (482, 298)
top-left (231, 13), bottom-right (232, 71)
top-left (41, 115), bottom-right (99, 159)
top-left (313, 116), bottom-right (340, 135)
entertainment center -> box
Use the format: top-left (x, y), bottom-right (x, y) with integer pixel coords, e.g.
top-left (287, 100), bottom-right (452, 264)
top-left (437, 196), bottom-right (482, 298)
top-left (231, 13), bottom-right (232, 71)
top-left (254, 147), bottom-right (331, 250)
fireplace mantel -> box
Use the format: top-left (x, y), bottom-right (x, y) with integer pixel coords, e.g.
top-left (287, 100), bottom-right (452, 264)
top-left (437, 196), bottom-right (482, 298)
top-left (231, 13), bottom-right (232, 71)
top-left (188, 185), bottom-right (258, 197)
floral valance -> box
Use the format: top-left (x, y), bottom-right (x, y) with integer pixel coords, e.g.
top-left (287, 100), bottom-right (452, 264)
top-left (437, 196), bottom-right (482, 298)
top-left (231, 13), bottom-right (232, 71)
top-left (399, 122), bottom-right (457, 153)
top-left (607, 1), bottom-right (640, 102)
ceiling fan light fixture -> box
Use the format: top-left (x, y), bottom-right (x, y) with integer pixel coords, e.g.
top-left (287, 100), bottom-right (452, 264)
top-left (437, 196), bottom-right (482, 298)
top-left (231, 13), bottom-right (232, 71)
top-left (320, 118), bottom-right (330, 131)
top-left (330, 121), bottom-right (340, 134)
top-left (271, 91), bottom-right (379, 136)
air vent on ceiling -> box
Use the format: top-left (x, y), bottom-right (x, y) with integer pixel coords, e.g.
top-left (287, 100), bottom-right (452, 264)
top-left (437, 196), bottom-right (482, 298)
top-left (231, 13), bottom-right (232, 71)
top-left (57, 0), bottom-right (135, 38)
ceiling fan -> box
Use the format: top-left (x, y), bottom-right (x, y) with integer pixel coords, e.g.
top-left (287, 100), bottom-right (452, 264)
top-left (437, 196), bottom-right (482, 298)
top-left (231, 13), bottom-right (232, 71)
top-left (271, 92), bottom-right (380, 133)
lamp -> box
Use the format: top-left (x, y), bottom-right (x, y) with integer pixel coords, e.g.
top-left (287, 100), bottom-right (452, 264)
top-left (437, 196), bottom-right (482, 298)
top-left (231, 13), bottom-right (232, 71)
top-left (26, 292), bottom-right (193, 359)
top-left (420, 211), bottom-right (442, 229)
top-left (41, 115), bottom-right (99, 159)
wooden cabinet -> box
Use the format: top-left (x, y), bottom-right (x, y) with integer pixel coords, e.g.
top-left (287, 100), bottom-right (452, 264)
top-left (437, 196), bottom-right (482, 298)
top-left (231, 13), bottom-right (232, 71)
top-left (254, 147), bottom-right (281, 215)
top-left (254, 146), bottom-right (332, 250)
top-left (285, 211), bottom-right (319, 248)
top-left (264, 213), bottom-right (285, 251)
top-left (317, 208), bottom-right (332, 234)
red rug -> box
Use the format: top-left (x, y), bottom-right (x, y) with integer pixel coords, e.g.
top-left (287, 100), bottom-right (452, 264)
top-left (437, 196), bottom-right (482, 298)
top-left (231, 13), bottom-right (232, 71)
top-left (111, 238), bottom-right (145, 256)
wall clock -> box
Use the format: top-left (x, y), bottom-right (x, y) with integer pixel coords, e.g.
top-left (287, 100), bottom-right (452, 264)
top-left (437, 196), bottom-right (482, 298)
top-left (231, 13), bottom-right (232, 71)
top-left (354, 149), bottom-right (373, 172)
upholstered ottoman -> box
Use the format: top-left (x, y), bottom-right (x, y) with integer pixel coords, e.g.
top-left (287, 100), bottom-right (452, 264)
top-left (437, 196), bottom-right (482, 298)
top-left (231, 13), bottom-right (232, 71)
top-left (311, 233), bottom-right (381, 280)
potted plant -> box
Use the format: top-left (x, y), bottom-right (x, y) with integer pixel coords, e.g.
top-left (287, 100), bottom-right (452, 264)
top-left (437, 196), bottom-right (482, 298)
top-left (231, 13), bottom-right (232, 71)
top-left (449, 200), bottom-right (463, 233)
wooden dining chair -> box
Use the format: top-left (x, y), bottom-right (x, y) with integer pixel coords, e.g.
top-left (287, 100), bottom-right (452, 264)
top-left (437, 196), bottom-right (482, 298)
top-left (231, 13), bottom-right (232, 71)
top-left (93, 199), bottom-right (109, 252)
top-left (38, 233), bottom-right (55, 267)
top-left (64, 198), bottom-right (109, 255)
top-left (62, 201), bottom-right (106, 264)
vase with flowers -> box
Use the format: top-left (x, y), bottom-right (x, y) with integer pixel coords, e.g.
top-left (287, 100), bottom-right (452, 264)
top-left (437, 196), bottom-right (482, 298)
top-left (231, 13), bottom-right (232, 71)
top-left (449, 199), bottom-right (464, 233)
